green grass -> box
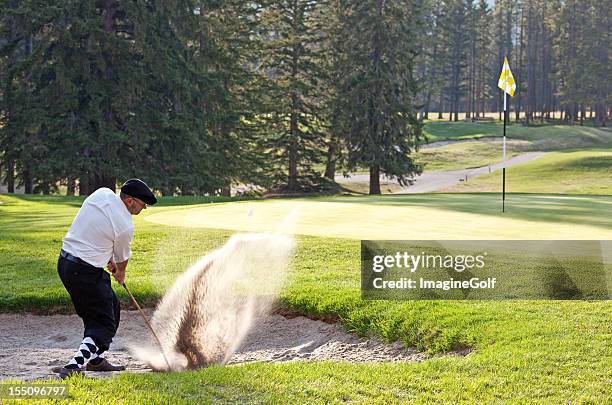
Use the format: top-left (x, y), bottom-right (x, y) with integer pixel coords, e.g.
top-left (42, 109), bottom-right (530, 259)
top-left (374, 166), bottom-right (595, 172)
top-left (0, 194), bottom-right (239, 312)
top-left (334, 179), bottom-right (405, 194)
top-left (10, 337), bottom-right (611, 403)
top-left (313, 122), bottom-right (611, 178)
top-left (2, 192), bottom-right (612, 311)
top-left (143, 193), bottom-right (612, 239)
top-left (1, 194), bottom-right (610, 403)
top-left (423, 121), bottom-right (612, 151)
top-left (445, 149), bottom-right (612, 195)
top-left (414, 140), bottom-right (530, 172)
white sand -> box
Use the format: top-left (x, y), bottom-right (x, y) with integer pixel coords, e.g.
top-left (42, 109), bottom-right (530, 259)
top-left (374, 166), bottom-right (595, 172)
top-left (0, 309), bottom-right (430, 381)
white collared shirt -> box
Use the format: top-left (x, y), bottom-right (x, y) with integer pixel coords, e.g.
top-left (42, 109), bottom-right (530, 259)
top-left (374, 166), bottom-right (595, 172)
top-left (62, 187), bottom-right (134, 267)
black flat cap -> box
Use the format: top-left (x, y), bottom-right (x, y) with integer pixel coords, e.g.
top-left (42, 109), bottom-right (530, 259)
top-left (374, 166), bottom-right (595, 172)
top-left (120, 179), bottom-right (157, 205)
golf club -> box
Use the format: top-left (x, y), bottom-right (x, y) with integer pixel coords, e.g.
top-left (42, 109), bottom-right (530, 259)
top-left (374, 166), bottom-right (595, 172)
top-left (107, 267), bottom-right (172, 371)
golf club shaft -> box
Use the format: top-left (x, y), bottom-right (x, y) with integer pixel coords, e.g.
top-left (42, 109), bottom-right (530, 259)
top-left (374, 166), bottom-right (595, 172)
top-left (104, 267), bottom-right (172, 370)
top-left (120, 281), bottom-right (172, 371)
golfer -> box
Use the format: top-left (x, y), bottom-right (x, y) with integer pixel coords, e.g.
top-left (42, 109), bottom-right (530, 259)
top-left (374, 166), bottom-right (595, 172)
top-left (56, 179), bottom-right (156, 379)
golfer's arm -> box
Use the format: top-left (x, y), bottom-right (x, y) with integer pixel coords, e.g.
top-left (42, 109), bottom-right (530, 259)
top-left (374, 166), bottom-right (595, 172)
top-left (115, 259), bottom-right (128, 274)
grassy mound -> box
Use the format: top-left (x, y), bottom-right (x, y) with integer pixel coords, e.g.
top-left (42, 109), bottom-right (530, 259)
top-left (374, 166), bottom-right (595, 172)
top-left (445, 149), bottom-right (612, 195)
top-left (423, 121), bottom-right (612, 151)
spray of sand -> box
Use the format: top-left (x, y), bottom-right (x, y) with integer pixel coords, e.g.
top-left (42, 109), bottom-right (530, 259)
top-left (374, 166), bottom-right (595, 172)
top-left (132, 232), bottom-right (295, 371)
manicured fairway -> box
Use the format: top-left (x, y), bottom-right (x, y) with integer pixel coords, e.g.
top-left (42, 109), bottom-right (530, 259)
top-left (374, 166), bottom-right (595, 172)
top-left (446, 149), bottom-right (612, 194)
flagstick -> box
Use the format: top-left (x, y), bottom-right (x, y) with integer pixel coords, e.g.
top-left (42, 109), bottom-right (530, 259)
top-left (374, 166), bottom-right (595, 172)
top-left (499, 56), bottom-right (514, 213)
top-left (503, 89), bottom-right (507, 212)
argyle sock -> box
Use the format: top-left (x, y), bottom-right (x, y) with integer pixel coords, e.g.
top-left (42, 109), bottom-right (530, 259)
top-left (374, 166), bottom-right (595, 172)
top-left (88, 356), bottom-right (103, 365)
top-left (65, 337), bottom-right (98, 369)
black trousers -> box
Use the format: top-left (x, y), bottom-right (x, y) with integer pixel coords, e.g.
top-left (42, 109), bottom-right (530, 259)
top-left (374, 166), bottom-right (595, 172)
top-left (57, 255), bottom-right (120, 353)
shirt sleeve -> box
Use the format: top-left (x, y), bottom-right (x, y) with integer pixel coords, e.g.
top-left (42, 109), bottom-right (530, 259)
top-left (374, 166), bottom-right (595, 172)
top-left (113, 228), bottom-right (133, 263)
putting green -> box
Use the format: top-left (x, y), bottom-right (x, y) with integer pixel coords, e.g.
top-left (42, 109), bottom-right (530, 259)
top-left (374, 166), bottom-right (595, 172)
top-left (144, 194), bottom-right (612, 240)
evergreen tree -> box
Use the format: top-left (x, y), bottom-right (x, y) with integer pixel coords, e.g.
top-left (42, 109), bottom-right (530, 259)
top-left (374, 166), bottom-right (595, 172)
top-left (335, 0), bottom-right (423, 195)
top-left (168, 0), bottom-right (273, 195)
top-left (443, 0), bottom-right (468, 121)
top-left (0, 0), bottom-right (241, 195)
top-left (475, 0), bottom-right (492, 118)
top-left (258, 0), bottom-right (329, 192)
top-left (319, 0), bottom-right (343, 180)
top-left (414, 0), bottom-right (439, 120)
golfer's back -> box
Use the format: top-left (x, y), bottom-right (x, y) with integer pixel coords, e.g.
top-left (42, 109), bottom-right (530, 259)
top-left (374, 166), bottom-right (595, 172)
top-left (62, 187), bottom-right (133, 268)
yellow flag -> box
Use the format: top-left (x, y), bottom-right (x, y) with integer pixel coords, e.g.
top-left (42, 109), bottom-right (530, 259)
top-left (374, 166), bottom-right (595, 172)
top-left (498, 57), bottom-right (516, 97)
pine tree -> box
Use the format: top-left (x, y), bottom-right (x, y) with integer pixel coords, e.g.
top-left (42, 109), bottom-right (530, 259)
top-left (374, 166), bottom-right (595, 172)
top-left (258, 0), bottom-right (329, 192)
top-left (450, 0), bottom-right (468, 121)
top-left (556, 0), bottom-right (583, 124)
top-left (415, 0), bottom-right (440, 120)
top-left (0, 0), bottom-right (244, 195)
top-left (475, 0), bottom-right (492, 118)
top-left (148, 0), bottom-right (270, 195)
top-left (335, 0), bottom-right (423, 195)
top-left (566, 0), bottom-right (609, 127)
top-left (320, 0), bottom-right (343, 180)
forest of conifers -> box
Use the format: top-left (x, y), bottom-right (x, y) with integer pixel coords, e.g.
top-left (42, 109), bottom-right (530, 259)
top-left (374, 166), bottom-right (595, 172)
top-left (0, 1), bottom-right (609, 195)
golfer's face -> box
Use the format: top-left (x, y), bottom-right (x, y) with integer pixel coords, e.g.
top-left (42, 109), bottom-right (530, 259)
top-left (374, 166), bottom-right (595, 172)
top-left (129, 197), bottom-right (147, 215)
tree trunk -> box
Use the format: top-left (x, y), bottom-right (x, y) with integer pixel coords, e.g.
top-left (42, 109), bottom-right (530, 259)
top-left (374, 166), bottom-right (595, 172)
top-left (525, 0), bottom-right (537, 126)
top-left (23, 168), bottom-right (33, 194)
top-left (515, 5), bottom-right (524, 122)
top-left (423, 43), bottom-right (436, 121)
top-left (6, 160), bottom-right (15, 193)
top-left (286, 32), bottom-right (301, 192)
top-left (288, 96), bottom-right (299, 191)
top-left (369, 165), bottom-right (381, 195)
top-left (466, 51), bottom-right (472, 119)
top-left (476, 61), bottom-right (482, 118)
top-left (496, 0), bottom-right (504, 122)
top-left (366, 0), bottom-right (384, 197)
top-left (287, 137), bottom-right (298, 190)
top-left (324, 139), bottom-right (337, 180)
top-left (539, 2), bottom-right (548, 123)
top-left (67, 177), bottom-right (76, 196)
top-left (594, 104), bottom-right (604, 127)
top-left (79, 175), bottom-right (90, 196)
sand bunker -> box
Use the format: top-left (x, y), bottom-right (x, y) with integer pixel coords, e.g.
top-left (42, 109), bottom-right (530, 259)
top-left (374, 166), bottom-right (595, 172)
top-left (0, 232), bottom-right (444, 381)
top-left (0, 310), bottom-right (427, 381)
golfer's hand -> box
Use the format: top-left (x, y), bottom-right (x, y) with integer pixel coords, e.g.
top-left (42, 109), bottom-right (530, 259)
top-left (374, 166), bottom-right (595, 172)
top-left (107, 260), bottom-right (117, 274)
top-left (113, 267), bottom-right (126, 284)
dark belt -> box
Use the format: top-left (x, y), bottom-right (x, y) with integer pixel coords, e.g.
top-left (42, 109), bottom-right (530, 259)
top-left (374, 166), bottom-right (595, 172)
top-left (60, 249), bottom-right (98, 268)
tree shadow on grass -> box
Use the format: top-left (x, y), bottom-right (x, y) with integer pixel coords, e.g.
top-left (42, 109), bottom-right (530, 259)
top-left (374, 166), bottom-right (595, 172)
top-left (312, 193), bottom-right (612, 231)
top-left (0, 194), bottom-right (85, 207)
top-left (0, 193), bottom-right (255, 208)
top-left (557, 155), bottom-right (612, 170)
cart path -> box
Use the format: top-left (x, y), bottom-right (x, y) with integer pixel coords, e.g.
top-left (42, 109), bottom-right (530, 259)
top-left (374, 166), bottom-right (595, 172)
top-left (335, 152), bottom-right (546, 193)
